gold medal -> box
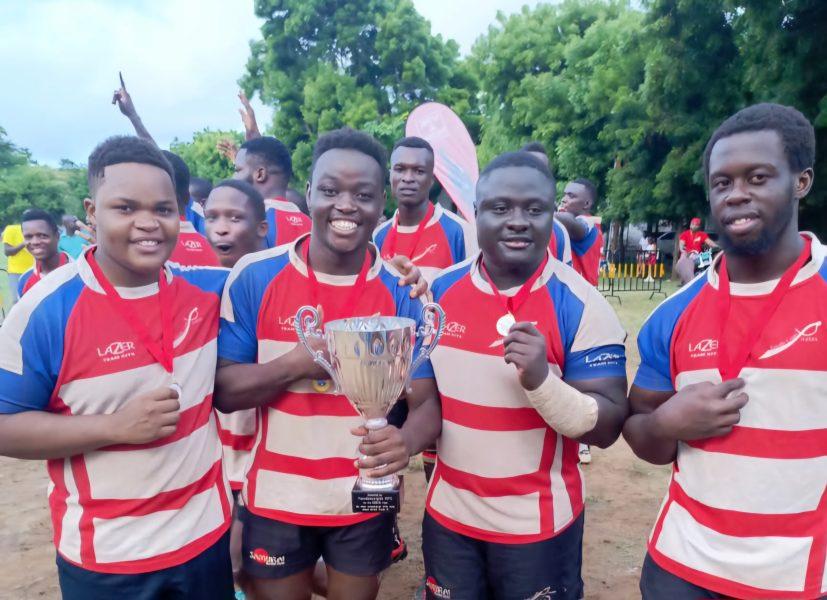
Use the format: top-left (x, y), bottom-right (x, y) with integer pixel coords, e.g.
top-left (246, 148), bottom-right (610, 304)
top-left (312, 379), bottom-right (332, 393)
top-left (496, 313), bottom-right (516, 336)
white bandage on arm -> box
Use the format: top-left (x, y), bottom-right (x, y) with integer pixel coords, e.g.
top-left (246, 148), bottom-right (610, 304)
top-left (522, 372), bottom-right (598, 438)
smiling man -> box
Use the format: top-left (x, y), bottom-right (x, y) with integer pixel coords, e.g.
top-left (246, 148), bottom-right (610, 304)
top-left (624, 103), bottom-right (827, 599)
top-left (422, 151), bottom-right (628, 599)
top-left (0, 136), bottom-right (233, 598)
top-left (214, 128), bottom-right (441, 600)
top-left (18, 208), bottom-right (72, 296)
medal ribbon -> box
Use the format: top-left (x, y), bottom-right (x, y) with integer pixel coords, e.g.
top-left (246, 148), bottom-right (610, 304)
top-left (302, 237), bottom-right (372, 322)
top-left (87, 248), bottom-right (175, 373)
top-left (479, 253), bottom-right (550, 321)
top-left (716, 235), bottom-right (811, 380)
top-left (381, 202), bottom-right (435, 261)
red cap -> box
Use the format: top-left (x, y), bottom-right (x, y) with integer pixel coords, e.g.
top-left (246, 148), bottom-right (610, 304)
top-left (690, 217), bottom-right (701, 227)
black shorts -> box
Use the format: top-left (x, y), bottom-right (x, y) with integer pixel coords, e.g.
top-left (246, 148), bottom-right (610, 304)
top-left (240, 508), bottom-right (394, 579)
top-left (56, 531), bottom-right (233, 600)
top-left (422, 511), bottom-right (584, 600)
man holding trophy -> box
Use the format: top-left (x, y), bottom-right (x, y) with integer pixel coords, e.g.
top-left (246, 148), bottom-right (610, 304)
top-left (214, 128), bottom-right (442, 600)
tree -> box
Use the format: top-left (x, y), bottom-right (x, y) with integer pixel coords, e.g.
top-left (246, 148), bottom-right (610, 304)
top-left (169, 129), bottom-right (243, 183)
top-left (241, 0), bottom-right (476, 181)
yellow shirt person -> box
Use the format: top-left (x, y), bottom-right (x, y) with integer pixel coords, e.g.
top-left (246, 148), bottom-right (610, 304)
top-left (3, 223), bottom-right (35, 303)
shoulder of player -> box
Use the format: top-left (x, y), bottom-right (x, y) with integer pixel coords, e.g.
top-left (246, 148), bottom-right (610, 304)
top-left (225, 244), bottom-right (292, 291)
top-left (640, 271), bottom-right (709, 335)
top-left (373, 218), bottom-right (393, 240)
top-left (168, 262), bottom-right (231, 296)
top-left (431, 255), bottom-right (475, 299)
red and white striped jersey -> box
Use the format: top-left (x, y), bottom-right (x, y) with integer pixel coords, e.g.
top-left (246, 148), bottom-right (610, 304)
top-left (425, 251), bottom-right (626, 544)
top-left (0, 249), bottom-right (231, 574)
top-left (216, 409), bottom-right (256, 491)
top-left (218, 236), bottom-right (435, 526)
top-left (373, 203), bottom-right (477, 284)
top-left (634, 232), bottom-right (827, 599)
top-left (170, 219), bottom-right (220, 267)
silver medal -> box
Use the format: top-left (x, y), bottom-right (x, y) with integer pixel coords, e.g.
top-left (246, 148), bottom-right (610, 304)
top-left (496, 313), bottom-right (516, 336)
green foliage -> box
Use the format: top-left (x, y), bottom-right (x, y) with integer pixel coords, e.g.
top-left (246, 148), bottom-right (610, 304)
top-left (0, 128), bottom-right (87, 226)
top-left (241, 0), bottom-right (476, 182)
top-left (169, 129), bottom-right (243, 183)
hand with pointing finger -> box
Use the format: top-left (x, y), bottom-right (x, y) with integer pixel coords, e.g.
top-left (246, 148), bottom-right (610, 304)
top-left (112, 72), bottom-right (137, 118)
top-left (653, 378), bottom-right (748, 441)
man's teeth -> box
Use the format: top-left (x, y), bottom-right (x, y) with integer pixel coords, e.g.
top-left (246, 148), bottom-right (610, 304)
top-left (733, 217), bottom-right (753, 225)
top-left (330, 220), bottom-right (357, 232)
top-left (136, 240), bottom-right (160, 246)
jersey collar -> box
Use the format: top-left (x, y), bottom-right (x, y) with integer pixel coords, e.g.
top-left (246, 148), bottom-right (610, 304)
top-left (287, 233), bottom-right (383, 285)
top-left (468, 248), bottom-right (557, 297)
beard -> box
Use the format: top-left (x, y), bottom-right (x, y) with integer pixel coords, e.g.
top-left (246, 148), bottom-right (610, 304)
top-left (717, 198), bottom-right (795, 257)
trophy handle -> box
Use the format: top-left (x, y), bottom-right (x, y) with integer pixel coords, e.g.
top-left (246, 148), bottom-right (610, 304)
top-left (407, 302), bottom-right (445, 389)
top-left (294, 305), bottom-right (339, 392)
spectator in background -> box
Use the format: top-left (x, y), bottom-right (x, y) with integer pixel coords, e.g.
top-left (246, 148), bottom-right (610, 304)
top-left (58, 215), bottom-right (89, 259)
top-left (2, 221), bottom-right (34, 304)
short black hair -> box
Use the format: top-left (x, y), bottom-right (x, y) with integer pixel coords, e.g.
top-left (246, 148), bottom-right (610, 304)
top-left (21, 208), bottom-right (59, 233)
top-left (392, 136), bottom-right (434, 158)
top-left (477, 151), bottom-right (556, 204)
top-left (87, 136), bottom-right (173, 194)
top-left (311, 128), bottom-right (388, 182)
top-left (703, 103), bottom-right (816, 179)
top-left (571, 177), bottom-right (597, 203)
top-left (161, 150), bottom-right (191, 209)
top-left (521, 141), bottom-right (547, 155)
top-left (240, 136), bottom-right (293, 180)
top-left (189, 177), bottom-right (212, 200)
top-left (211, 179), bottom-right (266, 221)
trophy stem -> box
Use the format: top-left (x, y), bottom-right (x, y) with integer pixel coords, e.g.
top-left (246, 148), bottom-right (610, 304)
top-left (358, 416), bottom-right (397, 490)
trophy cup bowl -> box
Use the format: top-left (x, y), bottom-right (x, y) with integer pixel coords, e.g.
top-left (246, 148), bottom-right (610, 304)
top-left (295, 303), bottom-right (445, 512)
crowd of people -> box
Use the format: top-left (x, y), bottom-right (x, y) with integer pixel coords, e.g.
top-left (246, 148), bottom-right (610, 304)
top-left (0, 76), bottom-right (823, 600)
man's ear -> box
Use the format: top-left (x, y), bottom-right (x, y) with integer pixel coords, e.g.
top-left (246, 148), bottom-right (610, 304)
top-left (254, 165), bottom-right (268, 184)
top-left (257, 219), bottom-right (268, 240)
top-left (795, 167), bottom-right (814, 200)
top-left (84, 197), bottom-right (96, 227)
top-left (305, 180), bottom-right (312, 209)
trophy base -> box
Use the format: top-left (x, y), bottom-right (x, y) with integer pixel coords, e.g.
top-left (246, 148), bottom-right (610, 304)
top-left (352, 478), bottom-right (400, 513)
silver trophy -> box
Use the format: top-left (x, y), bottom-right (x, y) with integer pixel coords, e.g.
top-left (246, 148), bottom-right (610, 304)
top-left (295, 303), bottom-right (445, 512)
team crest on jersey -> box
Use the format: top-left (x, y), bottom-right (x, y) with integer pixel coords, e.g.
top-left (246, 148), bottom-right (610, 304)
top-left (174, 307), bottom-right (200, 348)
top-left (425, 577), bottom-right (451, 599)
top-left (97, 341), bottom-right (136, 363)
top-left (524, 586), bottom-right (559, 600)
top-left (250, 548), bottom-right (285, 567)
top-left (688, 338), bottom-right (718, 359)
top-left (759, 321), bottom-right (821, 359)
top-left (411, 243), bottom-right (438, 263)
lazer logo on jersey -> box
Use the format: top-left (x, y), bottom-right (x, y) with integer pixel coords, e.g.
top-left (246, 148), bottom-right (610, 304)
top-left (250, 548), bottom-right (285, 567)
top-left (287, 215), bottom-right (305, 226)
top-left (182, 240), bottom-right (205, 250)
top-left (585, 352), bottom-right (623, 366)
top-left (759, 321), bottom-right (821, 359)
top-left (97, 341), bottom-right (136, 362)
top-left (425, 577), bottom-right (451, 599)
top-left (688, 338), bottom-right (718, 359)
top-left (278, 315), bottom-right (297, 333)
top-left (443, 321), bottom-right (466, 338)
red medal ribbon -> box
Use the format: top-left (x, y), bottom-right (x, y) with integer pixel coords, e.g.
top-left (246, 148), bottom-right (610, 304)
top-left (87, 249), bottom-right (175, 373)
top-left (479, 253), bottom-right (550, 319)
top-left (302, 237), bottom-right (372, 321)
top-left (381, 202), bottom-right (436, 261)
top-left (716, 235), bottom-right (811, 380)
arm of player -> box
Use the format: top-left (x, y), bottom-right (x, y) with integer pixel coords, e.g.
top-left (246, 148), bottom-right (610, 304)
top-left (112, 73), bottom-right (157, 146)
top-left (622, 379), bottom-right (748, 465)
top-left (213, 337), bottom-right (332, 413)
top-left (238, 91), bottom-right (262, 140)
top-left (552, 211), bottom-right (589, 242)
top-left (0, 386), bottom-right (181, 460)
top-left (704, 237), bottom-right (718, 249)
top-left (353, 377), bottom-right (441, 478)
top-left (387, 254), bottom-right (429, 299)
top-left (504, 322), bottom-right (628, 448)
top-left (3, 242), bottom-right (25, 256)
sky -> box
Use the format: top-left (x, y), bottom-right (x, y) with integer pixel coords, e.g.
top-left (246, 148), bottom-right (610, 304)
top-left (0, 0), bottom-right (541, 166)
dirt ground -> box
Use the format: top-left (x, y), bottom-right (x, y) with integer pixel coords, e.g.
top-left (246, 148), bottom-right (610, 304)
top-left (0, 289), bottom-right (673, 599)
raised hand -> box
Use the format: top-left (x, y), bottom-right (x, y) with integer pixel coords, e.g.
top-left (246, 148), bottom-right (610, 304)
top-left (216, 139), bottom-right (239, 162)
top-left (238, 91), bottom-right (261, 140)
top-left (112, 71), bottom-right (137, 117)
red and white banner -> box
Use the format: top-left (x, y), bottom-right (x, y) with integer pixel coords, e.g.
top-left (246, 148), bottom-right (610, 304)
top-left (406, 102), bottom-right (478, 224)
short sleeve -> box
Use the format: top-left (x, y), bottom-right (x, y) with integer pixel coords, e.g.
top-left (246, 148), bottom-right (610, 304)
top-left (633, 308), bottom-right (676, 392)
top-left (218, 266), bottom-right (261, 364)
top-left (0, 298), bottom-right (64, 413)
top-left (563, 286), bottom-right (627, 381)
top-left (570, 218), bottom-right (598, 257)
